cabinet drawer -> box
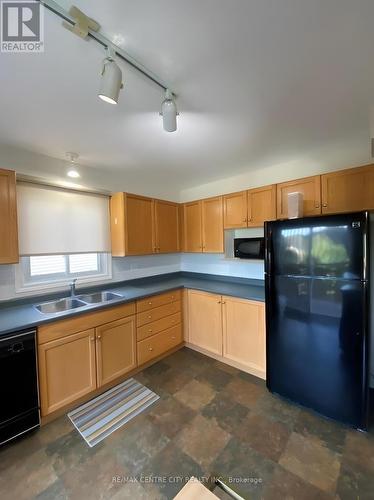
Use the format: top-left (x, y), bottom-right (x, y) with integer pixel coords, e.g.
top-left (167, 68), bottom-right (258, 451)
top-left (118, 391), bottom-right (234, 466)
top-left (137, 325), bottom-right (183, 365)
top-left (136, 290), bottom-right (181, 313)
top-left (137, 301), bottom-right (181, 327)
top-left (137, 312), bottom-right (182, 341)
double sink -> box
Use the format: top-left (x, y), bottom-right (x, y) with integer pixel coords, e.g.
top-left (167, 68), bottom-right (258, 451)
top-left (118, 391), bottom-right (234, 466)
top-left (35, 291), bottom-right (122, 314)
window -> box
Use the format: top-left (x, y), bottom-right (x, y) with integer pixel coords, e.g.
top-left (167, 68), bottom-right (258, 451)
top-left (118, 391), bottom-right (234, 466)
top-left (17, 253), bottom-right (111, 291)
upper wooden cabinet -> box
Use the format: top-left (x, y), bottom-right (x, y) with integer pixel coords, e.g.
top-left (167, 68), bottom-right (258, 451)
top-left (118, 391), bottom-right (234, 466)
top-left (247, 185), bottom-right (276, 227)
top-left (184, 197), bottom-right (224, 253)
top-left (154, 199), bottom-right (180, 253)
top-left (223, 191), bottom-right (247, 229)
top-left (110, 193), bottom-right (179, 256)
top-left (321, 164), bottom-right (374, 214)
top-left (201, 196), bottom-right (224, 252)
top-left (183, 200), bottom-right (203, 252)
top-left (0, 169), bottom-right (19, 264)
top-left (95, 316), bottom-right (136, 387)
top-left (277, 175), bottom-right (321, 219)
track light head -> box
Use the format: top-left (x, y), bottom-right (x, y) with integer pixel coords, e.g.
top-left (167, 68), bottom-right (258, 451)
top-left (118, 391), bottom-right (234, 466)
top-left (65, 152), bottom-right (80, 178)
top-left (160, 89), bottom-right (178, 132)
top-left (98, 48), bottom-right (124, 105)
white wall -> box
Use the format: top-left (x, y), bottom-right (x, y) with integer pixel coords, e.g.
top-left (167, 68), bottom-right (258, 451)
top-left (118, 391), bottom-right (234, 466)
top-left (0, 144), bottom-right (178, 201)
top-left (179, 135), bottom-right (371, 201)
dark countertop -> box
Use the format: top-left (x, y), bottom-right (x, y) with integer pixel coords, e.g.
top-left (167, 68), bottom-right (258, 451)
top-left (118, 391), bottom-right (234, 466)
top-left (0, 272), bottom-right (265, 337)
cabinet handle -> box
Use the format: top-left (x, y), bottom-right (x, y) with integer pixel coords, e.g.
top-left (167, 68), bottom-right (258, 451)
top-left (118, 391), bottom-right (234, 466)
top-left (221, 301), bottom-right (226, 305)
top-left (148, 302), bottom-right (152, 305)
top-left (97, 335), bottom-right (101, 340)
top-left (323, 203), bottom-right (327, 208)
top-left (218, 300), bottom-right (221, 304)
top-left (172, 336), bottom-right (176, 340)
top-left (153, 247), bottom-right (157, 252)
top-left (243, 218), bottom-right (247, 222)
top-left (149, 347), bottom-right (154, 351)
top-left (148, 315), bottom-right (152, 319)
top-left (90, 336), bottom-right (95, 341)
top-left (148, 329), bottom-right (152, 333)
top-left (315, 203), bottom-right (320, 208)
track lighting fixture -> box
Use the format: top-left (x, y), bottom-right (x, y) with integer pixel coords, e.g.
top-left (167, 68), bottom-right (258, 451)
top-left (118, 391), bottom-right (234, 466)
top-left (66, 152), bottom-right (80, 178)
top-left (41, 2), bottom-right (180, 131)
top-left (98, 46), bottom-right (124, 105)
top-left (160, 89), bottom-right (179, 132)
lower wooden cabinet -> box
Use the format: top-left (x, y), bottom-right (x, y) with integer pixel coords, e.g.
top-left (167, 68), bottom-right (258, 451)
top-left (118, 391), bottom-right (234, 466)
top-left (187, 290), bottom-right (223, 355)
top-left (222, 296), bottom-right (266, 377)
top-left (95, 316), bottom-right (137, 387)
top-left (38, 329), bottom-right (97, 416)
top-left (137, 324), bottom-right (182, 365)
top-left (186, 289), bottom-right (266, 378)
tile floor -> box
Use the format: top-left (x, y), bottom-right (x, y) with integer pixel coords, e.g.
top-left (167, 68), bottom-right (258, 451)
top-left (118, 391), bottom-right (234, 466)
top-left (0, 347), bottom-right (374, 499)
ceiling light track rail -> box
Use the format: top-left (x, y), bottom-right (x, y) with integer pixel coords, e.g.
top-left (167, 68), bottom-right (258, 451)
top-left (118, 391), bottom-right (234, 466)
top-left (38, 0), bottom-right (175, 95)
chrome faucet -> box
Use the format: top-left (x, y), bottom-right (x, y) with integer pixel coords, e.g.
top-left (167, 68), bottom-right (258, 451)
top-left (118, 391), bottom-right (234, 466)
top-left (69, 278), bottom-right (78, 297)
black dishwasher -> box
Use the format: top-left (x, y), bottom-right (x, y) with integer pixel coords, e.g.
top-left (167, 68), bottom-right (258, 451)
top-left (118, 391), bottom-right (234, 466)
top-left (0, 329), bottom-right (40, 445)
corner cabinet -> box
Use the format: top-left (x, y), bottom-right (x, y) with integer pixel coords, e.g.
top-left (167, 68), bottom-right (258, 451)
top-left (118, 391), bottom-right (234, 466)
top-left (321, 165), bottom-right (374, 214)
top-left (110, 193), bottom-right (179, 256)
top-left (277, 175), bottom-right (321, 219)
top-left (0, 169), bottom-right (19, 264)
top-left (186, 290), bottom-right (266, 379)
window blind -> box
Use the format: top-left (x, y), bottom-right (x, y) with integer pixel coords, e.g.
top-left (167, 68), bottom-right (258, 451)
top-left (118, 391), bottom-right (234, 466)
top-left (17, 183), bottom-right (111, 255)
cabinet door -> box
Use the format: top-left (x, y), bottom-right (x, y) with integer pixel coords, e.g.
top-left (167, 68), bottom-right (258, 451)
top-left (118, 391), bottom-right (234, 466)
top-left (110, 192), bottom-right (126, 257)
top-left (184, 201), bottom-right (202, 252)
top-left (125, 194), bottom-right (154, 255)
top-left (0, 169), bottom-right (18, 264)
top-left (187, 290), bottom-right (222, 355)
top-left (222, 297), bottom-right (266, 377)
top-left (202, 196), bottom-right (224, 253)
top-left (321, 165), bottom-right (374, 214)
top-left (38, 329), bottom-right (97, 416)
top-left (223, 191), bottom-right (248, 229)
top-left (154, 199), bottom-right (180, 253)
top-left (247, 185), bottom-right (276, 227)
top-left (277, 175), bottom-right (321, 219)
top-left (96, 316), bottom-right (137, 387)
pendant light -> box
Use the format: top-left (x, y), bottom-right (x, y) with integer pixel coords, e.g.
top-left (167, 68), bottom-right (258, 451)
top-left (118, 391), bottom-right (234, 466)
top-left (160, 89), bottom-right (178, 132)
top-left (98, 46), bottom-right (124, 105)
top-left (66, 152), bottom-right (80, 178)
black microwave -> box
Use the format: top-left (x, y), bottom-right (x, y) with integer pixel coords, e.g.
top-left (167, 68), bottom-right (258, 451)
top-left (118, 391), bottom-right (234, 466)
top-left (234, 237), bottom-right (265, 259)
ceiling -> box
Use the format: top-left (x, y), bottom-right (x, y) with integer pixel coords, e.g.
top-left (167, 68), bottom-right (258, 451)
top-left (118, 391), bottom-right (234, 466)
top-left (1, 0), bottom-right (374, 198)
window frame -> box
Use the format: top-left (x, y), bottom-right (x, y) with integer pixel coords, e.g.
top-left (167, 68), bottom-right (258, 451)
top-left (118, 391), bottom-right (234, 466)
top-left (15, 252), bottom-right (112, 295)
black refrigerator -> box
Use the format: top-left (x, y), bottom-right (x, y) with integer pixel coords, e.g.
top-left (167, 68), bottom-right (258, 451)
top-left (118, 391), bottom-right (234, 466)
top-left (265, 211), bottom-right (370, 430)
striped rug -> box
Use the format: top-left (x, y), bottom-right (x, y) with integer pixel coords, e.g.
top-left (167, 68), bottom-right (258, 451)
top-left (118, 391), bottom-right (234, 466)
top-left (67, 378), bottom-right (160, 447)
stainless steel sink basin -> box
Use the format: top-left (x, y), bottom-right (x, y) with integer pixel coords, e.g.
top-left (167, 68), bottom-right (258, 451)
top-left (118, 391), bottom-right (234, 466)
top-left (76, 291), bottom-right (122, 303)
top-left (35, 297), bottom-right (87, 314)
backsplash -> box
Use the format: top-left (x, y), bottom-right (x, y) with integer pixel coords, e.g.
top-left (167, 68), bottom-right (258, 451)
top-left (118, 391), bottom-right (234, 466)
top-left (0, 251), bottom-right (264, 301)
